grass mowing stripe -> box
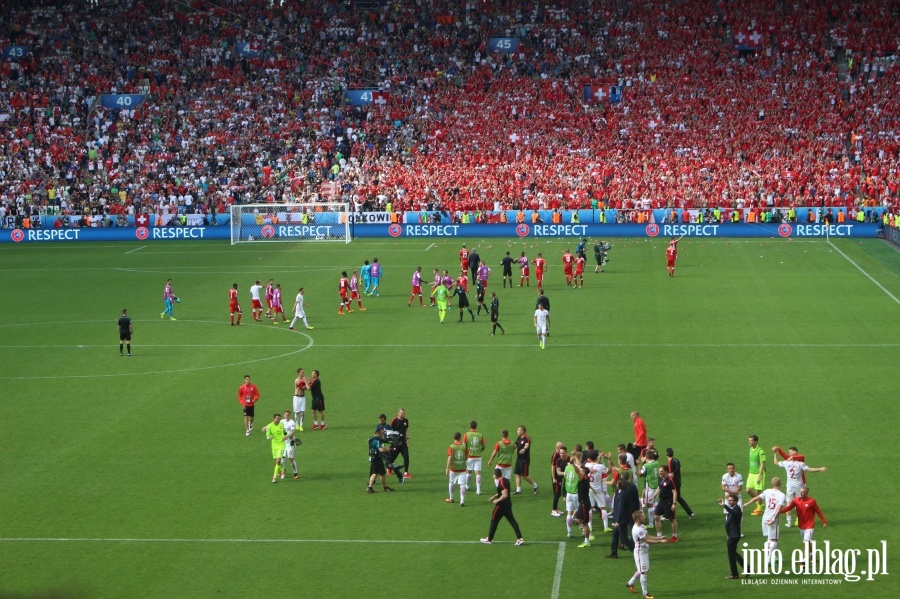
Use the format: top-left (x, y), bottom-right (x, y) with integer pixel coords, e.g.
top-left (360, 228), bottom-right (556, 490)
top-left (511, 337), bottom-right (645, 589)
top-left (0, 537), bottom-right (558, 545)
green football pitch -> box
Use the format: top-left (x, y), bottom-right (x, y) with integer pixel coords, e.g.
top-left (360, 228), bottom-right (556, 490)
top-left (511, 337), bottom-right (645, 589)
top-left (0, 236), bottom-right (897, 599)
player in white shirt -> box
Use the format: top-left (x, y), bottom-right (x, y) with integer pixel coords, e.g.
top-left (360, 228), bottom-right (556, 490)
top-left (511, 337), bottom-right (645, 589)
top-left (744, 477), bottom-right (786, 567)
top-left (627, 510), bottom-right (667, 597)
top-left (249, 280), bottom-right (264, 321)
top-left (281, 410), bottom-right (299, 479)
top-left (773, 450), bottom-right (826, 527)
top-left (721, 462), bottom-right (744, 535)
top-left (289, 287), bottom-right (314, 330)
top-left (533, 307), bottom-right (550, 349)
top-left (585, 451), bottom-right (613, 532)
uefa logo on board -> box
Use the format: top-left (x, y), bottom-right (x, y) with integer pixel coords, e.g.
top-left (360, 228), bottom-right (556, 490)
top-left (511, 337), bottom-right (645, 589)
top-left (135, 227), bottom-right (149, 240)
top-left (646, 224), bottom-right (660, 237)
top-left (10, 228), bottom-right (24, 242)
top-left (778, 224), bottom-right (792, 237)
top-left (261, 224), bottom-right (275, 238)
top-left (388, 223), bottom-right (402, 237)
top-left (516, 223), bottom-right (530, 237)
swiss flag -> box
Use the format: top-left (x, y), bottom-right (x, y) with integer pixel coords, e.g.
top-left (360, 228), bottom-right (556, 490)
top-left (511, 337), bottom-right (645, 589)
top-left (136, 214), bottom-right (149, 227)
top-left (373, 91), bottom-right (389, 105)
top-left (509, 133), bottom-right (520, 144)
top-left (250, 39), bottom-right (262, 52)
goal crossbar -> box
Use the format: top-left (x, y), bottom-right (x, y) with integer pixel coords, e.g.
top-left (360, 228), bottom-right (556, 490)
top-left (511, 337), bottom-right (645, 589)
top-left (230, 203), bottom-right (352, 245)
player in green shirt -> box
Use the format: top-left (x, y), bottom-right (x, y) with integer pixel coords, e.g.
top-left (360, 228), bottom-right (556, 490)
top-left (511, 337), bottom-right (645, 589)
top-left (263, 413), bottom-right (287, 483)
top-left (446, 432), bottom-right (468, 505)
top-left (563, 457), bottom-right (580, 539)
top-left (463, 421), bottom-right (486, 495)
top-left (640, 450), bottom-right (661, 530)
top-left (488, 429), bottom-right (516, 480)
top-left (747, 435), bottom-right (766, 515)
top-left (431, 284), bottom-right (449, 323)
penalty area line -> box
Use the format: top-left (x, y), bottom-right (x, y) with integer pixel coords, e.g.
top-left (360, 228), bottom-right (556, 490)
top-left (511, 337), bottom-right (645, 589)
top-left (124, 245), bottom-right (147, 254)
top-left (828, 240), bottom-right (900, 305)
top-left (551, 542), bottom-right (566, 599)
top-left (425, 243), bottom-right (436, 251)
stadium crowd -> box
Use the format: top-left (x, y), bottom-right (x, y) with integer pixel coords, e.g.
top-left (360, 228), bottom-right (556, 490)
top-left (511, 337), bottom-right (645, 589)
top-left (0, 0), bottom-right (898, 227)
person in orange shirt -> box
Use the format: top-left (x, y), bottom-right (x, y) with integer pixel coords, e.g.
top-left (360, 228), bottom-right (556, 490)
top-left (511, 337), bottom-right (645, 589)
top-left (238, 374), bottom-right (260, 436)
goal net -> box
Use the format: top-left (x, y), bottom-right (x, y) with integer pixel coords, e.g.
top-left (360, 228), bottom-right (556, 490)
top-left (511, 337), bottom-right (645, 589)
top-left (229, 203), bottom-right (352, 245)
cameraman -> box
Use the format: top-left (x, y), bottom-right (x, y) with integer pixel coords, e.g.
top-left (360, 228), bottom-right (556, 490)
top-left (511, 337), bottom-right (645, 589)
top-left (593, 241), bottom-right (608, 273)
top-left (367, 428), bottom-right (396, 494)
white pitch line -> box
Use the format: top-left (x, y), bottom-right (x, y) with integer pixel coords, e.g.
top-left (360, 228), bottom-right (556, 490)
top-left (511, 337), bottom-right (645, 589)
top-left (828, 240), bottom-right (900, 305)
top-left (0, 536), bottom-right (559, 546)
top-left (0, 344), bottom-right (302, 349)
top-left (425, 243), bottom-right (436, 251)
top-left (551, 542), bottom-right (566, 599)
top-left (124, 245), bottom-right (147, 254)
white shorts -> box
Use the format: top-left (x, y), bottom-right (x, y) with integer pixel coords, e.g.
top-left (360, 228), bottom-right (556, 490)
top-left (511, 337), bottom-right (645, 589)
top-left (284, 442), bottom-right (295, 459)
top-left (497, 465), bottom-right (512, 479)
top-left (294, 308), bottom-right (306, 318)
top-left (801, 528), bottom-right (814, 542)
top-left (565, 493), bottom-right (579, 512)
top-left (449, 471), bottom-right (466, 485)
top-left (293, 395), bottom-right (306, 412)
top-left (536, 323), bottom-right (548, 335)
top-left (763, 520), bottom-right (780, 541)
top-left (633, 547), bottom-right (650, 573)
top-left (466, 457), bottom-right (482, 472)
top-left (786, 485), bottom-right (802, 502)
top-left (643, 487), bottom-right (657, 508)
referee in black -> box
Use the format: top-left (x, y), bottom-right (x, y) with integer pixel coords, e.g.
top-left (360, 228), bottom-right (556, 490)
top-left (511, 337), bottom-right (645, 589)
top-left (500, 251), bottom-right (515, 287)
top-left (118, 309), bottom-right (132, 356)
top-left (453, 275), bottom-right (475, 322)
top-left (481, 468), bottom-right (525, 545)
top-left (489, 292), bottom-right (505, 335)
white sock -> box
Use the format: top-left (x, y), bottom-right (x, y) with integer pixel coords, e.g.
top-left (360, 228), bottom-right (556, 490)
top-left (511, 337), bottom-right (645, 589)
top-left (465, 473), bottom-right (470, 488)
top-left (476, 474), bottom-right (482, 493)
top-left (628, 574), bottom-right (638, 586)
top-left (565, 517), bottom-right (572, 534)
top-left (460, 486), bottom-right (466, 504)
top-left (449, 483), bottom-right (454, 500)
top-left (640, 573), bottom-right (648, 595)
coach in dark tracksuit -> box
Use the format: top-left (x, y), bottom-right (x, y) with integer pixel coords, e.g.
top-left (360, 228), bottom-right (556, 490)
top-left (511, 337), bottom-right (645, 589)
top-left (607, 479), bottom-right (640, 558)
top-left (666, 447), bottom-right (695, 518)
top-left (720, 494), bottom-right (744, 579)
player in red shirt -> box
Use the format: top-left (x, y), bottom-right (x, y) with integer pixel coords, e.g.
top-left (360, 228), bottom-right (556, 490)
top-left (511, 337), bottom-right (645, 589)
top-left (778, 487), bottom-right (827, 551)
top-left (230, 283), bottom-right (242, 326)
top-left (562, 250), bottom-right (575, 286)
top-left (666, 235), bottom-right (684, 277)
top-left (238, 374), bottom-right (260, 435)
top-left (456, 271), bottom-right (469, 293)
top-left (531, 253), bottom-right (546, 293)
top-left (573, 254), bottom-right (586, 288)
top-left (338, 271), bottom-right (352, 314)
top-left (459, 244), bottom-right (470, 272)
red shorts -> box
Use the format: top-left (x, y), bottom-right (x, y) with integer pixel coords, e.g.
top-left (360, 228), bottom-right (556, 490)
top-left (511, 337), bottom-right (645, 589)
top-left (563, 266), bottom-right (573, 275)
top-left (274, 305), bottom-right (283, 314)
top-left (252, 299), bottom-right (262, 309)
top-left (478, 279), bottom-right (487, 288)
top-left (522, 266), bottom-right (530, 276)
top-left (667, 257), bottom-right (676, 267)
top-left (535, 270), bottom-right (544, 281)
top-left (411, 285), bottom-right (421, 294)
top-left (350, 290), bottom-right (360, 299)
top-left (265, 297), bottom-right (273, 307)
top-left (461, 260), bottom-right (469, 271)
top-left (340, 293), bottom-right (348, 302)
top-left (230, 302), bottom-right (241, 313)
top-left (575, 268), bottom-right (584, 276)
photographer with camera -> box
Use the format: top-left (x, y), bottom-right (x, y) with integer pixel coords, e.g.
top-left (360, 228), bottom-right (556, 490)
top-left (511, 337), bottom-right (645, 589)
top-left (367, 428), bottom-right (396, 494)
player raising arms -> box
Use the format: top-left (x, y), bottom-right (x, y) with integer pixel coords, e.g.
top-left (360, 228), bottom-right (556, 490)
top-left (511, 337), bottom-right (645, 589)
top-left (518, 252), bottom-right (530, 287)
top-left (666, 235), bottom-right (684, 277)
top-left (408, 266), bottom-right (424, 307)
top-left (338, 271), bottom-right (353, 315)
top-left (229, 283), bottom-right (242, 326)
top-left (532, 253), bottom-right (546, 293)
top-left (264, 278), bottom-right (275, 319)
top-left (271, 284), bottom-right (288, 324)
top-left (349, 270), bottom-right (366, 311)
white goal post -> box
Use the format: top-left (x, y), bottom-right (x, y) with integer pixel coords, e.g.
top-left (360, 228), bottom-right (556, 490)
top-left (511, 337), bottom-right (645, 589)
top-left (229, 203), bottom-right (352, 245)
